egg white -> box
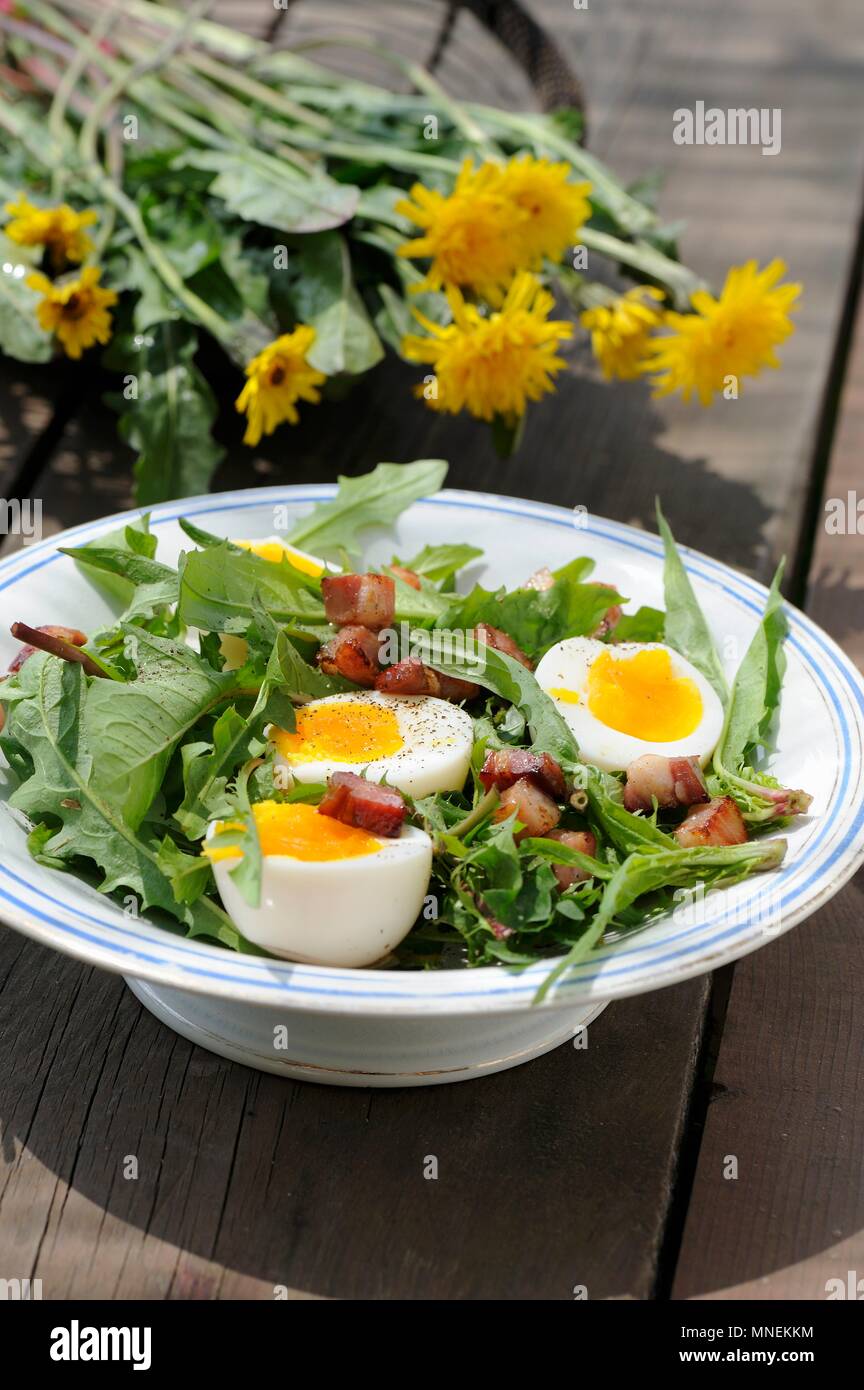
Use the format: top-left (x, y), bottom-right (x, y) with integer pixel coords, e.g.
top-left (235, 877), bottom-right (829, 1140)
top-left (534, 636), bottom-right (725, 772)
top-left (209, 821), bottom-right (432, 967)
top-left (271, 690), bottom-right (474, 798)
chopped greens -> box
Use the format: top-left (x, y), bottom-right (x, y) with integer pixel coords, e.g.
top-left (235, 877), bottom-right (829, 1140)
top-left (0, 460), bottom-right (802, 998)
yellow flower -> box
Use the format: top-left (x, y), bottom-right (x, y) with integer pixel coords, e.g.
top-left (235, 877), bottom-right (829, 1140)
top-left (402, 271), bottom-right (572, 421)
top-left (497, 155), bottom-right (591, 267)
top-left (643, 259), bottom-right (800, 405)
top-left (396, 159), bottom-right (523, 302)
top-left (235, 328), bottom-right (326, 447)
top-left (5, 195), bottom-right (97, 270)
top-left (27, 266), bottom-right (117, 359)
top-left (581, 285), bottom-right (666, 381)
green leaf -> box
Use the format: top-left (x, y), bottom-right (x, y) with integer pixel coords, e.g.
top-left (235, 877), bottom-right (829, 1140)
top-left (396, 542), bottom-right (484, 585)
top-left (4, 656), bottom-right (255, 951)
top-left (0, 259), bottom-right (52, 363)
top-left (83, 628), bottom-right (254, 832)
top-left (582, 766), bottom-right (675, 854)
top-left (60, 544), bottom-right (178, 621)
top-left (292, 233), bottom-right (384, 375)
top-left (205, 810), bottom-right (263, 909)
top-left (174, 705), bottom-right (252, 840)
top-left (253, 629), bottom-right (349, 731)
top-left (285, 459), bottom-right (449, 558)
top-left (62, 515), bottom-right (161, 607)
top-left (177, 151), bottom-right (360, 233)
top-left (715, 562), bottom-right (786, 770)
top-left (710, 562), bottom-right (810, 821)
top-left (611, 606), bottom-right (666, 643)
top-left (105, 324), bottom-right (224, 505)
top-left (114, 245), bottom-right (182, 332)
top-left (412, 634), bottom-right (579, 766)
top-left (535, 837), bottom-right (787, 1001)
top-left (439, 558), bottom-right (619, 661)
top-left (179, 543), bottom-right (326, 633)
top-left (657, 502), bottom-right (727, 702)
top-left (156, 835), bottom-right (213, 905)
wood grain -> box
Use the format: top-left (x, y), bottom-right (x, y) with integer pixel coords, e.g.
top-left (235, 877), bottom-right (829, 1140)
top-left (0, 932), bottom-right (709, 1299)
top-left (671, 293), bottom-right (864, 1302)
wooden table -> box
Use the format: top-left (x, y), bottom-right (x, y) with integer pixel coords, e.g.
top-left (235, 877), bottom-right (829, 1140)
top-left (1, 0), bottom-right (863, 1301)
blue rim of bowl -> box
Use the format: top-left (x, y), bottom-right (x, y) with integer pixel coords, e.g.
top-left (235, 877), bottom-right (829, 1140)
top-left (0, 487), bottom-right (861, 1013)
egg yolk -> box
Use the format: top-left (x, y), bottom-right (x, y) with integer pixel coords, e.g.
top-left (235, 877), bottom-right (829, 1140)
top-left (237, 539), bottom-right (323, 577)
top-left (550, 647), bottom-right (703, 742)
top-left (208, 800), bottom-right (382, 862)
top-left (273, 701), bottom-right (404, 764)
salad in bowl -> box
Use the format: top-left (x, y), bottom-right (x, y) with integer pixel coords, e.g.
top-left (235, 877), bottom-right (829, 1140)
top-left (0, 460), bottom-right (811, 1007)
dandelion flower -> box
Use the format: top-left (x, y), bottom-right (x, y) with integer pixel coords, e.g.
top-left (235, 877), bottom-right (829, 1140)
top-left (27, 266), bottom-right (117, 359)
top-left (581, 285), bottom-right (666, 381)
top-left (498, 155), bottom-right (591, 267)
top-left (235, 328), bottom-right (325, 447)
top-left (6, 195), bottom-right (97, 270)
top-left (643, 259), bottom-right (800, 405)
top-left (396, 159), bottom-right (522, 302)
top-left (402, 271), bottom-right (572, 422)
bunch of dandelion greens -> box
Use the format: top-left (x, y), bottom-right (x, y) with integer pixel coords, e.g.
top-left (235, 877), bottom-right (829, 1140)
top-left (0, 0), bottom-right (800, 500)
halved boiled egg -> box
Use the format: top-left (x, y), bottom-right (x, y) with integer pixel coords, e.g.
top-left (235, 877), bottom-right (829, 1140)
top-left (206, 800), bottom-right (432, 966)
top-left (220, 537), bottom-right (332, 671)
top-left (270, 690), bottom-right (474, 798)
top-left (534, 637), bottom-right (724, 772)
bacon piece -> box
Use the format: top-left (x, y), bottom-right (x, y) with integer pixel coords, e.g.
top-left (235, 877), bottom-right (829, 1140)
top-left (316, 625), bottom-right (381, 687)
top-left (318, 770), bottom-right (407, 838)
top-left (623, 754), bottom-right (709, 814)
top-left (479, 747), bottom-right (566, 801)
top-left (321, 574), bottom-right (395, 631)
top-left (375, 658), bottom-right (479, 703)
top-left (543, 829), bottom-right (598, 889)
top-left (8, 624), bottom-right (90, 674)
top-left (587, 583), bottom-right (623, 639)
top-left (494, 776), bottom-right (561, 841)
top-left (523, 566), bottom-right (555, 592)
top-left (675, 796), bottom-right (748, 849)
top-left (473, 622), bottom-right (533, 670)
top-left (389, 565), bottom-right (421, 591)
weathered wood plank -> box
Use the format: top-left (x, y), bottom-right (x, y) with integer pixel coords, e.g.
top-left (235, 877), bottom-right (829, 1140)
top-left (671, 292), bottom-right (864, 1302)
top-left (0, 932), bottom-right (709, 1299)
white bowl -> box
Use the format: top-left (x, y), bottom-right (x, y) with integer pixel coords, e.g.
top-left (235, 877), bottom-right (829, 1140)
top-left (1, 487), bottom-right (862, 1085)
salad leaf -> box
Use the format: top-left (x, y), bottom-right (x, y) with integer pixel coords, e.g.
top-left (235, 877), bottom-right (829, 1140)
top-left (284, 459), bottom-right (448, 557)
top-left (254, 628), bottom-right (348, 730)
top-left (439, 558), bottom-right (620, 661)
top-left (84, 628), bottom-right (257, 831)
top-left (715, 561), bottom-right (786, 770)
top-left (611, 606), bottom-right (665, 643)
top-left (535, 836), bottom-right (787, 1000)
top-left (60, 545), bottom-right (179, 621)
top-left (657, 502), bottom-right (727, 703)
top-left (710, 562), bottom-right (811, 821)
top-left (412, 633), bottom-right (579, 765)
top-left (203, 811), bottom-right (263, 909)
top-left (174, 705), bottom-right (252, 840)
top-left (395, 542), bottom-right (483, 586)
top-left (3, 655), bottom-right (256, 952)
top-left (179, 542), bottom-right (326, 633)
top-left (582, 766), bottom-right (675, 854)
